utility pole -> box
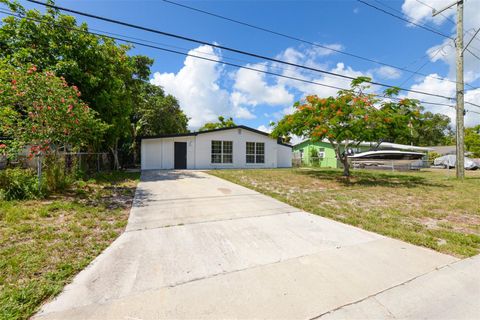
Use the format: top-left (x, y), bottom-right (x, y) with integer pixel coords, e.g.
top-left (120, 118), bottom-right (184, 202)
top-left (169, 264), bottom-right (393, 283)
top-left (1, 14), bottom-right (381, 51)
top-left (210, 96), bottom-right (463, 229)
top-left (433, 0), bottom-right (464, 179)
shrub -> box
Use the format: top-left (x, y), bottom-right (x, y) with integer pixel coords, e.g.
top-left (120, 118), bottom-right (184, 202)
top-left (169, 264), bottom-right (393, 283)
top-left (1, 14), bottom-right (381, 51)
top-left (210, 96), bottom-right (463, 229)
top-left (0, 168), bottom-right (42, 200)
top-left (428, 151), bottom-right (441, 163)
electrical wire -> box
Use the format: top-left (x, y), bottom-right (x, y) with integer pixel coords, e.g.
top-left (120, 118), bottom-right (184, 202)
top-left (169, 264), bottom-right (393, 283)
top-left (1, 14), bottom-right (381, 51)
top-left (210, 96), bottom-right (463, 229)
top-left (25, 0), bottom-right (469, 101)
top-left (357, 0), bottom-right (453, 39)
top-left (358, 0), bottom-right (480, 61)
top-left (2, 8), bottom-right (477, 115)
top-left (414, 0), bottom-right (456, 25)
top-left (161, 0), bottom-right (475, 90)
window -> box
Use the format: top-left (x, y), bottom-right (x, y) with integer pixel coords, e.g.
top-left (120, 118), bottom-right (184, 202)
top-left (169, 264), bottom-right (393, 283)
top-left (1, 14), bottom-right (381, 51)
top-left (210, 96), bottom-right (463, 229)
top-left (246, 142), bottom-right (265, 164)
top-left (318, 148), bottom-right (325, 159)
top-left (211, 140), bottom-right (233, 164)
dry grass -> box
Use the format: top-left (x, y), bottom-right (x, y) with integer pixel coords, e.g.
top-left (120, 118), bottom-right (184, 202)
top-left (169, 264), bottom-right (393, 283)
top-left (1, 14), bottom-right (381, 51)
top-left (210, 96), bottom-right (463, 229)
top-left (209, 168), bottom-right (480, 258)
top-left (0, 171), bottom-right (140, 320)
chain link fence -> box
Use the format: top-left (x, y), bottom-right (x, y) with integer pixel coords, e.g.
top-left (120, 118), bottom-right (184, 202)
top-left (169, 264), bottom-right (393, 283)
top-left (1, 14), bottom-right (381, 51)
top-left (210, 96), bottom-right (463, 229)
top-left (0, 152), bottom-right (112, 173)
top-left (293, 154), bottom-right (439, 172)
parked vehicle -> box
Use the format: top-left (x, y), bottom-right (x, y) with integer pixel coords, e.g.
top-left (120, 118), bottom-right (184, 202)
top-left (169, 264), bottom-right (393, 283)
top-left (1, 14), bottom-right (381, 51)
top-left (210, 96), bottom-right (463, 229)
top-left (433, 155), bottom-right (479, 170)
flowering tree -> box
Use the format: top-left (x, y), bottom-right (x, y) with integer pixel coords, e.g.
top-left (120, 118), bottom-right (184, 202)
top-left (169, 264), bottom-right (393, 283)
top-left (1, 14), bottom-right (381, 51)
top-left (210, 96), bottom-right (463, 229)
top-left (0, 61), bottom-right (107, 163)
top-left (272, 77), bottom-right (421, 176)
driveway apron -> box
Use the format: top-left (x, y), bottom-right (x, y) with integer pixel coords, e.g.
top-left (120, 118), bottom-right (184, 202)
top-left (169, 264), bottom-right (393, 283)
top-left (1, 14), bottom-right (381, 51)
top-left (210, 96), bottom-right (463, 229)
top-left (34, 170), bottom-right (465, 319)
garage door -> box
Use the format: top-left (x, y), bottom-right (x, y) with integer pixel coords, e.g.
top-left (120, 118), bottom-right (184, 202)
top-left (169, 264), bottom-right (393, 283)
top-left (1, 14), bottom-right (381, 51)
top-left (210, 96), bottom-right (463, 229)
top-left (142, 140), bottom-right (162, 170)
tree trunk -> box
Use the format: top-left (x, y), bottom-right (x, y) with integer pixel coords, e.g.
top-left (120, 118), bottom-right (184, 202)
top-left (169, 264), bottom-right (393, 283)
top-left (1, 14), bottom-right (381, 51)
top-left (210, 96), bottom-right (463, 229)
top-left (131, 123), bottom-right (138, 166)
top-left (342, 157), bottom-right (350, 177)
top-left (132, 140), bottom-right (137, 166)
top-left (330, 139), bottom-right (350, 177)
top-left (110, 140), bottom-right (120, 170)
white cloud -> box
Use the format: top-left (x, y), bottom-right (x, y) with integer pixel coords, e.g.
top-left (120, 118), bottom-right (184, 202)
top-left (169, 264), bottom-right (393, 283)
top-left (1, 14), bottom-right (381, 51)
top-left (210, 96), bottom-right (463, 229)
top-left (150, 45), bottom-right (255, 129)
top-left (401, 0), bottom-right (480, 128)
top-left (231, 63), bottom-right (294, 107)
top-left (257, 124), bottom-right (272, 134)
top-left (406, 74), bottom-right (480, 127)
top-left (375, 66), bottom-right (402, 80)
top-left (401, 0), bottom-right (454, 25)
top-left (402, 0), bottom-right (480, 82)
top-left (274, 48), bottom-right (374, 98)
top-left (305, 43), bottom-right (344, 58)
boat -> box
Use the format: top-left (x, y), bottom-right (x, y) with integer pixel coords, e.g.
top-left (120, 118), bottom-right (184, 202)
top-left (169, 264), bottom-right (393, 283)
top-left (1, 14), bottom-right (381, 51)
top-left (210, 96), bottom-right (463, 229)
top-left (348, 150), bottom-right (425, 170)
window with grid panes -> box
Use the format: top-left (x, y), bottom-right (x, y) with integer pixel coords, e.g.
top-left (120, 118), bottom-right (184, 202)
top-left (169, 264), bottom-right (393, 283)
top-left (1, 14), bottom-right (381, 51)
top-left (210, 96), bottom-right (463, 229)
top-left (246, 142), bottom-right (264, 163)
top-left (211, 140), bottom-right (233, 164)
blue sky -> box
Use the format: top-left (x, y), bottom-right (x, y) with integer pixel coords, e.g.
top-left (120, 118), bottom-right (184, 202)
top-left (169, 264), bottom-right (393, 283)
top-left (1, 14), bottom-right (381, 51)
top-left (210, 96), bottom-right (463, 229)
top-left (12, 0), bottom-right (480, 131)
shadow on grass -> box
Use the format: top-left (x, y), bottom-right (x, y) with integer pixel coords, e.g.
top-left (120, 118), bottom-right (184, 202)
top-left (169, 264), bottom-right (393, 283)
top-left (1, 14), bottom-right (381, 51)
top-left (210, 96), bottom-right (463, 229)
top-left (297, 169), bottom-right (448, 188)
top-left (88, 171), bottom-right (141, 184)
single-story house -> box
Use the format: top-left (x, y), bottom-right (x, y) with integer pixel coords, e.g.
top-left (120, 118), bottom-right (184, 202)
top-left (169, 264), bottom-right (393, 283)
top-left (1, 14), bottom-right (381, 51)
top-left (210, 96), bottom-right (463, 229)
top-left (140, 125), bottom-right (292, 170)
top-left (293, 139), bottom-right (432, 168)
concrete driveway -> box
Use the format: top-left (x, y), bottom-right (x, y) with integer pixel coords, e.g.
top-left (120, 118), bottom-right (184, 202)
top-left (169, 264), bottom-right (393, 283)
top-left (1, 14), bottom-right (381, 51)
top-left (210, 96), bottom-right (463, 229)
top-left (35, 170), bottom-right (478, 319)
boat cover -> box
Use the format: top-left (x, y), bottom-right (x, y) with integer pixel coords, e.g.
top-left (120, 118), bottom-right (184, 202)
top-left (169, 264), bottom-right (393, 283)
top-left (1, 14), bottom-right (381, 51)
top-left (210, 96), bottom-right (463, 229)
top-left (433, 155), bottom-right (478, 170)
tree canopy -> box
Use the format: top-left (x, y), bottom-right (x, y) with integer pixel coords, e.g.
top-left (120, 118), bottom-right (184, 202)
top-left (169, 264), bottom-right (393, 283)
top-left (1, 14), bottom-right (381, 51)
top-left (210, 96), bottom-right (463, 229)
top-left (465, 125), bottom-right (480, 157)
top-left (0, 60), bottom-right (107, 162)
top-left (134, 83), bottom-right (189, 137)
top-left (0, 0), bottom-right (189, 168)
top-left (382, 110), bottom-right (452, 146)
top-left (199, 116), bottom-right (236, 131)
top-left (272, 78), bottom-right (421, 176)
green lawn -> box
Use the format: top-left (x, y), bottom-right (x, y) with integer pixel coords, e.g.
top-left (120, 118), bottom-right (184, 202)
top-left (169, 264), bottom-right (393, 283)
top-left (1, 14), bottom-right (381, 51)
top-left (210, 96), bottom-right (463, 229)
top-left (209, 168), bottom-right (480, 258)
top-left (0, 171), bottom-right (140, 320)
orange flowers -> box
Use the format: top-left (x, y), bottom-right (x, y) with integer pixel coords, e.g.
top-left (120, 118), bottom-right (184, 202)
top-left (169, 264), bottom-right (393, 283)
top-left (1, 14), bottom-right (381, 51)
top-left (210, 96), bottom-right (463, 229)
top-left (27, 65), bottom-right (37, 74)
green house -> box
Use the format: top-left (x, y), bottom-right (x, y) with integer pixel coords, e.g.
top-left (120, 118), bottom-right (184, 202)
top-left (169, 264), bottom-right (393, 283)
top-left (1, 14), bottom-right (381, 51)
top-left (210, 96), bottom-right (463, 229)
top-left (293, 140), bottom-right (340, 167)
top-left (293, 139), bottom-right (431, 168)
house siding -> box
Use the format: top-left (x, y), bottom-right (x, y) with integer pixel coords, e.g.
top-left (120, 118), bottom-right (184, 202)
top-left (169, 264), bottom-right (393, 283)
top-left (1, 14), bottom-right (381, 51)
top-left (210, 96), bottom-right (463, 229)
top-left (293, 141), bottom-right (339, 168)
top-left (293, 140), bottom-right (431, 168)
top-left (141, 127), bottom-right (292, 170)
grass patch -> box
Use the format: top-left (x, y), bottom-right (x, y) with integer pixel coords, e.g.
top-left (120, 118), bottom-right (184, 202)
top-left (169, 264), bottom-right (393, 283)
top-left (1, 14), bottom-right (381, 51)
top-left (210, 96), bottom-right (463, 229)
top-left (209, 168), bottom-right (480, 258)
top-left (0, 171), bottom-right (140, 320)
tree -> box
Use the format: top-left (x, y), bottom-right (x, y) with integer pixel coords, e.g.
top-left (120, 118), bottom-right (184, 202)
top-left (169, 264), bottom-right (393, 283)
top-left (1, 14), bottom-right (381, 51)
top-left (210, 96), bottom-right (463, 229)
top-left (383, 110), bottom-right (452, 146)
top-left (199, 116), bottom-right (236, 131)
top-left (135, 83), bottom-right (189, 137)
top-left (0, 61), bottom-right (107, 186)
top-left (0, 1), bottom-right (151, 168)
top-left (465, 125), bottom-right (480, 157)
top-left (272, 77), bottom-right (421, 176)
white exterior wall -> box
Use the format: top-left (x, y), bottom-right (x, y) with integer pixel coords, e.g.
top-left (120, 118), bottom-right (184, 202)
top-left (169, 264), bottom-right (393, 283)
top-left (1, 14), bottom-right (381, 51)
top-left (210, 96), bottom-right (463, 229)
top-left (141, 127), bottom-right (292, 170)
top-left (194, 128), bottom-right (278, 169)
top-left (277, 144), bottom-right (293, 168)
top-left (141, 136), bottom-right (195, 170)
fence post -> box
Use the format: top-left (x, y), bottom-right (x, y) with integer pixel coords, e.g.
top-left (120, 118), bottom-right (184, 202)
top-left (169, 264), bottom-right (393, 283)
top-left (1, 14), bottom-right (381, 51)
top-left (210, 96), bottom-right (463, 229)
top-left (37, 155), bottom-right (42, 194)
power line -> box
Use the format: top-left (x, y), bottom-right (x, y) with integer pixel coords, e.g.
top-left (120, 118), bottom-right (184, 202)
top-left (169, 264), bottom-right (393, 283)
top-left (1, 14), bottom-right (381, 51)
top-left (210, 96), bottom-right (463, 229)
top-left (26, 0), bottom-right (468, 102)
top-left (1, 8), bottom-right (473, 114)
top-left (161, 0), bottom-right (475, 90)
top-left (359, 0), bottom-right (480, 62)
top-left (0, 9), bottom-right (377, 87)
top-left (464, 27), bottom-right (480, 53)
top-left (414, 0), bottom-right (456, 25)
top-left (398, 45), bottom-right (446, 88)
top-left (8, 4), bottom-right (480, 110)
top-left (357, 0), bottom-right (453, 40)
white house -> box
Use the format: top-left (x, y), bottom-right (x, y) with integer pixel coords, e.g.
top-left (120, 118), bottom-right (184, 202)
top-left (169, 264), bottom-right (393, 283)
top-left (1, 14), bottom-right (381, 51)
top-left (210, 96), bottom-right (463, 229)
top-left (140, 125), bottom-right (292, 170)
